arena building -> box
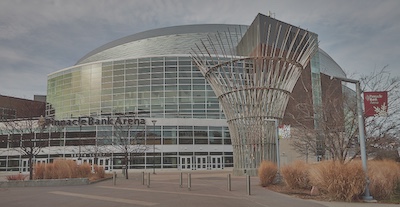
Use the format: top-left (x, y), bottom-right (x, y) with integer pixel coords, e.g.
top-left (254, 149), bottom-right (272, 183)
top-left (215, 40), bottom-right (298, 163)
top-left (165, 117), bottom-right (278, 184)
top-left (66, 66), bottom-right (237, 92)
top-left (0, 14), bottom-right (347, 174)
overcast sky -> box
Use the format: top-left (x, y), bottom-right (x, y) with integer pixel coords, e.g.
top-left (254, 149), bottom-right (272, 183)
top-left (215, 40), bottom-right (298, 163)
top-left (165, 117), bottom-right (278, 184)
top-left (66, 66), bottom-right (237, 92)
top-left (0, 0), bottom-right (399, 99)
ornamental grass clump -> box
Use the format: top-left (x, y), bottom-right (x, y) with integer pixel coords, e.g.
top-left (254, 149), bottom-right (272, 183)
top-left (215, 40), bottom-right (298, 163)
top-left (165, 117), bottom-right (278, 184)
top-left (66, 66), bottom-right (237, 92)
top-left (43, 162), bottom-right (55, 179)
top-left (309, 160), bottom-right (365, 201)
top-left (281, 160), bottom-right (311, 189)
top-left (91, 165), bottom-right (106, 180)
top-left (33, 162), bottom-right (45, 179)
top-left (33, 159), bottom-right (104, 180)
top-left (52, 159), bottom-right (74, 179)
top-left (368, 159), bottom-right (400, 200)
top-left (258, 160), bottom-right (277, 187)
top-left (6, 174), bottom-right (27, 181)
top-left (76, 162), bottom-right (92, 178)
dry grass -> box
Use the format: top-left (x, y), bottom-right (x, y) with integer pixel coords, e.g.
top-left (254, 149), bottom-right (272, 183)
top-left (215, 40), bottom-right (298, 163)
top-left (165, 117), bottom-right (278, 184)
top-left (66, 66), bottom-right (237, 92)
top-left (309, 160), bottom-right (365, 202)
top-left (6, 174), bottom-right (28, 181)
top-left (368, 160), bottom-right (400, 200)
top-left (33, 163), bottom-right (45, 179)
top-left (266, 160), bottom-right (400, 202)
top-left (281, 160), bottom-right (311, 189)
top-left (258, 160), bottom-right (277, 187)
top-left (88, 165), bottom-right (106, 181)
top-left (76, 163), bottom-right (92, 178)
top-left (53, 159), bottom-right (74, 179)
top-left (93, 165), bottom-right (105, 178)
top-left (33, 159), bottom-right (105, 180)
top-left (43, 163), bottom-right (54, 179)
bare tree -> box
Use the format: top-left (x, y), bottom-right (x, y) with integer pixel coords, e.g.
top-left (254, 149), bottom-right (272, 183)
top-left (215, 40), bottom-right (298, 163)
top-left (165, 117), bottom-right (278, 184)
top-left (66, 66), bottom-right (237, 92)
top-left (290, 66), bottom-right (400, 162)
top-left (1, 115), bottom-right (48, 179)
top-left (0, 98), bottom-right (46, 179)
top-left (111, 120), bottom-right (148, 179)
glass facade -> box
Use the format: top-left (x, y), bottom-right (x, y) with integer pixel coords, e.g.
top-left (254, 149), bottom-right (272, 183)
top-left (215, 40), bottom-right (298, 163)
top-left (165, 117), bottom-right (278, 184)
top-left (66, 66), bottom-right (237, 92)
top-left (43, 54), bottom-right (234, 171)
top-left (0, 124), bottom-right (231, 171)
top-left (47, 56), bottom-right (224, 120)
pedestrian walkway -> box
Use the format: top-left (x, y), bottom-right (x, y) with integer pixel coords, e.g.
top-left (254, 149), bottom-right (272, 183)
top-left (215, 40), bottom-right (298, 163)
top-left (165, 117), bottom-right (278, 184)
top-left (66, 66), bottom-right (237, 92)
top-left (0, 169), bottom-right (398, 207)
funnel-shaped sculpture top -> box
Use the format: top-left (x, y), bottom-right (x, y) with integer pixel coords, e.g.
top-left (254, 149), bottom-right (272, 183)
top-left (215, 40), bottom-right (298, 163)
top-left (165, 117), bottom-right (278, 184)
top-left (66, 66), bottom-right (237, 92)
top-left (191, 14), bottom-right (318, 176)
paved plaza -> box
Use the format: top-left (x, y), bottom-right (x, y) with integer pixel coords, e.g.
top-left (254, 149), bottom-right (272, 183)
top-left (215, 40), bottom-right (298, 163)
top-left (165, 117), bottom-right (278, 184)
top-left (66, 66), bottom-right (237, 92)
top-left (0, 169), bottom-right (398, 207)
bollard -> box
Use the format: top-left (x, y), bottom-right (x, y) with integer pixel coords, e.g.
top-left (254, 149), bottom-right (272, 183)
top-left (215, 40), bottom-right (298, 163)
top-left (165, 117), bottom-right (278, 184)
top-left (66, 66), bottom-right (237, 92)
top-left (147, 173), bottom-right (150, 188)
top-left (246, 175), bottom-right (251, 195)
top-left (141, 172), bottom-right (145, 185)
top-left (113, 171), bottom-right (116, 186)
top-left (179, 172), bottom-right (183, 188)
top-left (187, 173), bottom-right (191, 191)
top-left (227, 174), bottom-right (231, 191)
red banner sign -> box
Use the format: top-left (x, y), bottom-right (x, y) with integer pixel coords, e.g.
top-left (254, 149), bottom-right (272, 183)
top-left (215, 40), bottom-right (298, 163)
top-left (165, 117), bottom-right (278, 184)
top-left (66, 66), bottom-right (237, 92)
top-left (364, 91), bottom-right (388, 117)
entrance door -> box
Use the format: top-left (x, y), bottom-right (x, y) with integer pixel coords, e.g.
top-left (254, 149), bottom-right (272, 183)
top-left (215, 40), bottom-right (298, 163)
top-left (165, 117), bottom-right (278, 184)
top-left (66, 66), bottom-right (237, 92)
top-left (81, 157), bottom-right (93, 165)
top-left (35, 159), bottom-right (47, 164)
top-left (21, 159), bottom-right (29, 172)
top-left (195, 156), bottom-right (207, 170)
top-left (21, 158), bottom-right (46, 172)
top-left (98, 158), bottom-right (111, 172)
top-left (210, 156), bottom-right (223, 170)
top-left (180, 156), bottom-right (192, 170)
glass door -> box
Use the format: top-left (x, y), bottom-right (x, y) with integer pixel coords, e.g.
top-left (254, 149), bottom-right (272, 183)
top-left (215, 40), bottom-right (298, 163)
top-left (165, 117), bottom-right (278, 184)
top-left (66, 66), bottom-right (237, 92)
top-left (98, 158), bottom-right (111, 171)
top-left (180, 156), bottom-right (192, 170)
top-left (195, 156), bottom-right (207, 170)
top-left (210, 156), bottom-right (222, 170)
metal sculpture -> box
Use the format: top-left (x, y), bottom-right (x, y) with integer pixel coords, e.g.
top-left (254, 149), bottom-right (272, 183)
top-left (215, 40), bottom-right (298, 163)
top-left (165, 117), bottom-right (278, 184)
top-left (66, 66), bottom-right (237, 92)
top-left (191, 20), bottom-right (318, 176)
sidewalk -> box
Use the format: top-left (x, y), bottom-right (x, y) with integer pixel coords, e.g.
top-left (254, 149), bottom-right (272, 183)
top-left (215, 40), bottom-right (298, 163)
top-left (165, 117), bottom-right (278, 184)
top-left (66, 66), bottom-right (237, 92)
top-left (102, 169), bottom-right (399, 207)
top-left (0, 169), bottom-right (398, 207)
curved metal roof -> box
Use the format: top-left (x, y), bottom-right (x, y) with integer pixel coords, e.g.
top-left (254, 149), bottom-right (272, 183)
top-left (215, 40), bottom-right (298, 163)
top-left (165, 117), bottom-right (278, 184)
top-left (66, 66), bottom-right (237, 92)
top-left (76, 24), bottom-right (249, 65)
top-left (318, 48), bottom-right (347, 78)
top-left (75, 24), bottom-right (346, 79)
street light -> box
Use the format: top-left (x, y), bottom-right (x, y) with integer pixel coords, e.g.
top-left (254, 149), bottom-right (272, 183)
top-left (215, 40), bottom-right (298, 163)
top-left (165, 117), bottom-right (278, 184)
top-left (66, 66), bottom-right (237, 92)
top-left (152, 120), bottom-right (157, 174)
top-left (78, 124), bottom-right (82, 165)
top-left (330, 76), bottom-right (373, 201)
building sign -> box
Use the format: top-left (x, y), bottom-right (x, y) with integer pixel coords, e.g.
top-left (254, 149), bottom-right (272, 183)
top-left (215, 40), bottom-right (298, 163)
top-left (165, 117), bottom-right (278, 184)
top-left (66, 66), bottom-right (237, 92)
top-left (46, 116), bottom-right (146, 127)
top-left (278, 125), bottom-right (291, 139)
top-left (364, 91), bottom-right (388, 117)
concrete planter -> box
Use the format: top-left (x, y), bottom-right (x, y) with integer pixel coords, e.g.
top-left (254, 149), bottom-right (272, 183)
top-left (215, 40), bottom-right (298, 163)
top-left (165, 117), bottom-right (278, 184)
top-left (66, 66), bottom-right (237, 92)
top-left (0, 178), bottom-right (89, 188)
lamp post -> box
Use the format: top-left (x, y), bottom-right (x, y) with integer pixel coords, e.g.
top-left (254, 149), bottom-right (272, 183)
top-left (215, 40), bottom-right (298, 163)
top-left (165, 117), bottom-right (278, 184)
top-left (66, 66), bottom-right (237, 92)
top-left (78, 124), bottom-right (82, 165)
top-left (330, 76), bottom-right (373, 201)
top-left (151, 120), bottom-right (157, 174)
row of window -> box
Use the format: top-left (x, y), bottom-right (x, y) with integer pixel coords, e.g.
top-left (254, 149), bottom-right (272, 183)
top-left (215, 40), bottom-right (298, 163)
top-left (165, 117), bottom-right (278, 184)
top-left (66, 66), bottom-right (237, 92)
top-left (0, 125), bottom-right (231, 148)
top-left (0, 152), bottom-right (234, 170)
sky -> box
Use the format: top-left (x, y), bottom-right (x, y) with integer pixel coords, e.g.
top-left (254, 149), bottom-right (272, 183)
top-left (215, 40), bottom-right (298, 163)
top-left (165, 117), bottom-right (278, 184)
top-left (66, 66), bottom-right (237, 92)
top-left (0, 0), bottom-right (399, 100)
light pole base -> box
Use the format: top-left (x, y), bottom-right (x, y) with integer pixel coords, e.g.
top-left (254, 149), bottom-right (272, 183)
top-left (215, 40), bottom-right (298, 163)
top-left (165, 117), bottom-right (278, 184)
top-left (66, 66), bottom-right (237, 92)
top-left (273, 172), bottom-right (282, 184)
top-left (362, 196), bottom-right (376, 202)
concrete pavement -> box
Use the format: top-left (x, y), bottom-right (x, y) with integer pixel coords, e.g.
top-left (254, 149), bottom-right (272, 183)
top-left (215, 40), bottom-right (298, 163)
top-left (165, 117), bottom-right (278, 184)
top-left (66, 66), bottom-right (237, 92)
top-left (0, 169), bottom-right (398, 207)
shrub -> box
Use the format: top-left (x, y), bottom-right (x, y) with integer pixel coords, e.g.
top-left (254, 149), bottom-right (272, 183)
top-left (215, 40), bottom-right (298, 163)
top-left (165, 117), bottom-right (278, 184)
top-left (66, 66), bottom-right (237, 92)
top-left (44, 162), bottom-right (55, 179)
top-left (33, 159), bottom-right (104, 180)
top-left (309, 161), bottom-right (365, 201)
top-left (368, 159), bottom-right (400, 200)
top-left (281, 160), bottom-right (311, 189)
top-left (93, 165), bottom-right (105, 179)
top-left (52, 159), bottom-right (74, 179)
top-left (76, 163), bottom-right (92, 178)
top-left (6, 174), bottom-right (27, 181)
top-left (33, 163), bottom-right (45, 179)
top-left (258, 160), bottom-right (277, 187)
